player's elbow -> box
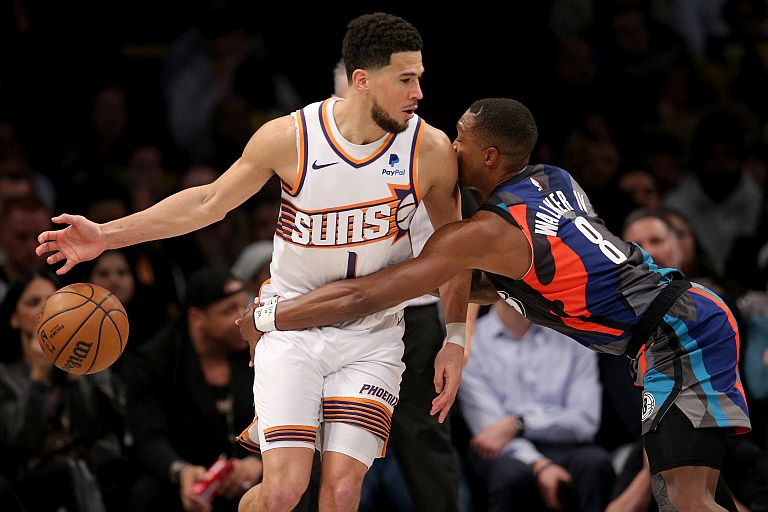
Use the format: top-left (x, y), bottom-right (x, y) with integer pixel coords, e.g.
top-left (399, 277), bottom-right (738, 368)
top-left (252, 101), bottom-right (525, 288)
top-left (199, 184), bottom-right (228, 223)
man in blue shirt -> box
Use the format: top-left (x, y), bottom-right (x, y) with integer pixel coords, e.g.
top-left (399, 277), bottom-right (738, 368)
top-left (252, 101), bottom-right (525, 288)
top-left (459, 302), bottom-right (614, 512)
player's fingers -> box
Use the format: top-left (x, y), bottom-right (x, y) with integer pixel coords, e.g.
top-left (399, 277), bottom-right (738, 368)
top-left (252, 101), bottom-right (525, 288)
top-left (438, 397), bottom-right (454, 423)
top-left (433, 365), bottom-right (444, 393)
top-left (46, 252), bottom-right (65, 265)
top-left (36, 233), bottom-right (58, 249)
top-left (51, 213), bottom-right (76, 225)
top-left (56, 259), bottom-right (77, 276)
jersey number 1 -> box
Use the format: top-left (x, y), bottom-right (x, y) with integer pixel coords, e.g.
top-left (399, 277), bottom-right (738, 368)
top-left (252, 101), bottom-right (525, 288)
top-left (346, 252), bottom-right (358, 279)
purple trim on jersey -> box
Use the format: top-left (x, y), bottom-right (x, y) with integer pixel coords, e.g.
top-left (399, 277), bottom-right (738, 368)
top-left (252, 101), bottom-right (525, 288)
top-left (408, 117), bottom-right (422, 206)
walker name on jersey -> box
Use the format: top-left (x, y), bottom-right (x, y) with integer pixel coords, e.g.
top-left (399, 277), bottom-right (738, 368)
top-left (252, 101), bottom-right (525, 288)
top-left (359, 384), bottom-right (399, 406)
top-left (276, 187), bottom-right (415, 248)
top-left (533, 189), bottom-right (587, 236)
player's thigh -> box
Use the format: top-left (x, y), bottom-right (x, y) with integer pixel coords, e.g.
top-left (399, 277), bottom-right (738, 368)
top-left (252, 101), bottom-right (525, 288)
top-left (252, 330), bottom-right (326, 450)
top-left (321, 357), bottom-right (405, 468)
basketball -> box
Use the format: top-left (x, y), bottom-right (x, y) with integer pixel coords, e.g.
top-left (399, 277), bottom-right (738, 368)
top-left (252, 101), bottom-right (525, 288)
top-left (396, 192), bottom-right (417, 231)
top-left (35, 283), bottom-right (129, 375)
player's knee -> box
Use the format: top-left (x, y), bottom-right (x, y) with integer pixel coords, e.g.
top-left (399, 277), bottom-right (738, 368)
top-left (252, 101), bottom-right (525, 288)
top-left (263, 486), bottom-right (305, 512)
top-left (323, 474), bottom-right (364, 509)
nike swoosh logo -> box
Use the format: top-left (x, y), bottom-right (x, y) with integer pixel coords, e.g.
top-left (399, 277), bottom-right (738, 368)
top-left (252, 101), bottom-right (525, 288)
top-left (312, 160), bottom-right (338, 170)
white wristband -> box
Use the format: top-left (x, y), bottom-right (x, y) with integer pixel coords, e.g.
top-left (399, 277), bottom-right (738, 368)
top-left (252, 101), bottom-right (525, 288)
top-left (253, 303), bottom-right (278, 333)
top-left (445, 322), bottom-right (467, 348)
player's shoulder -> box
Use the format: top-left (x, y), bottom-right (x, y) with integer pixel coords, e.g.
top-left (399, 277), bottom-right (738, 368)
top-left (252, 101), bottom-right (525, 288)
top-left (417, 120), bottom-right (454, 156)
top-left (243, 114), bottom-right (297, 156)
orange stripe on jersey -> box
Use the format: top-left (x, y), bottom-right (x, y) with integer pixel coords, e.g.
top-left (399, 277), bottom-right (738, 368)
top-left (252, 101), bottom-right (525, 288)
top-left (688, 287), bottom-right (741, 359)
top-left (263, 425), bottom-right (317, 434)
top-left (411, 121), bottom-right (425, 201)
top-left (257, 279), bottom-right (271, 305)
top-left (321, 98), bottom-right (395, 165)
top-left (508, 204), bottom-right (624, 337)
top-left (637, 345), bottom-right (648, 386)
top-left (282, 109), bottom-right (307, 195)
top-left (323, 396), bottom-right (393, 415)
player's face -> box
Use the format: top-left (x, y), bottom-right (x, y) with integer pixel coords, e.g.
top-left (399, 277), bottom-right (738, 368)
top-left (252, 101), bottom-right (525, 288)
top-left (624, 217), bottom-right (681, 268)
top-left (12, 276), bottom-right (56, 338)
top-left (453, 111), bottom-right (484, 188)
top-left (90, 252), bottom-right (135, 306)
top-left (368, 51), bottom-right (423, 134)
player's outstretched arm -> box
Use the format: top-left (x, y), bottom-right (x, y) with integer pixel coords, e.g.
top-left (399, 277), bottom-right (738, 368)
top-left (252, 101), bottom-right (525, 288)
top-left (417, 125), bottom-right (472, 422)
top-left (36, 116), bottom-right (297, 274)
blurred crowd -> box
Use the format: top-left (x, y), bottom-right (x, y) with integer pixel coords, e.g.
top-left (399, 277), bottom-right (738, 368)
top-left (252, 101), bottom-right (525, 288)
top-left (1, 0), bottom-right (768, 511)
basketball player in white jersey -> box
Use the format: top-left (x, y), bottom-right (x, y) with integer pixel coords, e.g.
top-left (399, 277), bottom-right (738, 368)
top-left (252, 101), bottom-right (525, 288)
top-left (36, 13), bottom-right (470, 512)
top-left (333, 60), bottom-right (464, 512)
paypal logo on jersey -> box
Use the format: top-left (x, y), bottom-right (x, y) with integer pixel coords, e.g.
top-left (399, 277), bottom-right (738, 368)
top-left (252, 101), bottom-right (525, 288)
top-left (382, 153), bottom-right (405, 176)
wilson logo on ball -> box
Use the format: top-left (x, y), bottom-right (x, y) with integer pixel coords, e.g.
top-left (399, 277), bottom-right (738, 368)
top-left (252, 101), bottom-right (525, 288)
top-left (62, 340), bottom-right (94, 371)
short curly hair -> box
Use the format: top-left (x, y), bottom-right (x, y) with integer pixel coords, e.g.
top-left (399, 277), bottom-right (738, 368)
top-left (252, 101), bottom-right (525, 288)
top-left (469, 98), bottom-right (538, 165)
top-left (341, 12), bottom-right (422, 79)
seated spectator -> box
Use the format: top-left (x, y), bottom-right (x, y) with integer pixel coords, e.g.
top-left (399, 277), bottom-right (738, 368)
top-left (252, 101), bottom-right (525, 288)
top-left (0, 270), bottom-right (126, 511)
top-left (459, 301), bottom-right (614, 512)
top-left (615, 209), bottom-right (768, 511)
top-left (118, 266), bottom-right (317, 511)
top-left (79, 250), bottom-right (172, 355)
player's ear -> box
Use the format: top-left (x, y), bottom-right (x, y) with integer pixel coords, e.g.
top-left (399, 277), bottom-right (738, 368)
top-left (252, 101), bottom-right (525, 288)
top-left (10, 311), bottom-right (19, 329)
top-left (485, 146), bottom-right (500, 166)
top-left (351, 69), bottom-right (368, 92)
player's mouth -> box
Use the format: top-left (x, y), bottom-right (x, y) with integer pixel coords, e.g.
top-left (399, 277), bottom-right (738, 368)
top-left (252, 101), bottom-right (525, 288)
top-left (403, 104), bottom-right (418, 117)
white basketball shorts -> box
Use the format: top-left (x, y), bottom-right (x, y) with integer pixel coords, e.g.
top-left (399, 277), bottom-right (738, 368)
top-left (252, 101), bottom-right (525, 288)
top-left (237, 314), bottom-right (405, 468)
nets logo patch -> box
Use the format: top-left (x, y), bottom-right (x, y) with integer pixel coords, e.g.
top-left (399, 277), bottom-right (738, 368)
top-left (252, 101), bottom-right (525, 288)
top-left (641, 391), bottom-right (655, 421)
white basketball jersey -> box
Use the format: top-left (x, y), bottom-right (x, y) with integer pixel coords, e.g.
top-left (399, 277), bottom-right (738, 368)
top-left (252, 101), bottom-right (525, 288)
top-left (268, 98), bottom-right (423, 329)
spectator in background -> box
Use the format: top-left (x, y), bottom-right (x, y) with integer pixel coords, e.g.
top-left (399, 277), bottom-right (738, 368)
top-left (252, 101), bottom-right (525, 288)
top-left (664, 108), bottom-right (763, 277)
top-left (59, 84), bottom-right (137, 213)
top-left (611, 208), bottom-right (768, 511)
top-left (618, 168), bottom-right (663, 211)
top-left (459, 301), bottom-right (614, 512)
top-left (0, 121), bottom-right (56, 211)
top-left (231, 240), bottom-right (272, 305)
top-left (80, 250), bottom-right (172, 355)
top-left (160, 4), bottom-right (301, 158)
top-left (0, 195), bottom-right (50, 304)
top-left (0, 269), bottom-right (126, 512)
top-left (119, 266), bottom-right (316, 511)
top-left (658, 207), bottom-right (723, 292)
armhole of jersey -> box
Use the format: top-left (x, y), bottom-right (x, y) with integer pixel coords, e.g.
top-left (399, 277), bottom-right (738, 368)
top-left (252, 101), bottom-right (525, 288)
top-left (282, 109), bottom-right (308, 197)
top-left (409, 119), bottom-right (425, 202)
top-left (478, 203), bottom-right (520, 229)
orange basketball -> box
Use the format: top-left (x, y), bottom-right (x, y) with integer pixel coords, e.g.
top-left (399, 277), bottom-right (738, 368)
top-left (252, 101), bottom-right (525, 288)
top-left (35, 283), bottom-right (129, 375)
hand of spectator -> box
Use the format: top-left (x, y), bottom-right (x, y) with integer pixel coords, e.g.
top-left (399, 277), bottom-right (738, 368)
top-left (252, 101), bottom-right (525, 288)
top-left (534, 460), bottom-right (572, 511)
top-left (36, 214), bottom-right (106, 275)
top-left (431, 342), bottom-right (464, 423)
top-left (236, 303), bottom-right (263, 367)
top-left (470, 415), bottom-right (520, 459)
top-left (179, 464), bottom-right (212, 512)
top-left (218, 456), bottom-right (263, 499)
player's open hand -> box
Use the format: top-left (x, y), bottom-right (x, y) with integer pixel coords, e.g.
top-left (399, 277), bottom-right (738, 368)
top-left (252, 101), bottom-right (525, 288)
top-left (430, 342), bottom-right (464, 423)
top-left (236, 303), bottom-right (263, 367)
top-left (35, 214), bottom-right (106, 275)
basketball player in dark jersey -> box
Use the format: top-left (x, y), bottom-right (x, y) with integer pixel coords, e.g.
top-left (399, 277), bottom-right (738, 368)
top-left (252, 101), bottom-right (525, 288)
top-left (240, 98), bottom-right (750, 512)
